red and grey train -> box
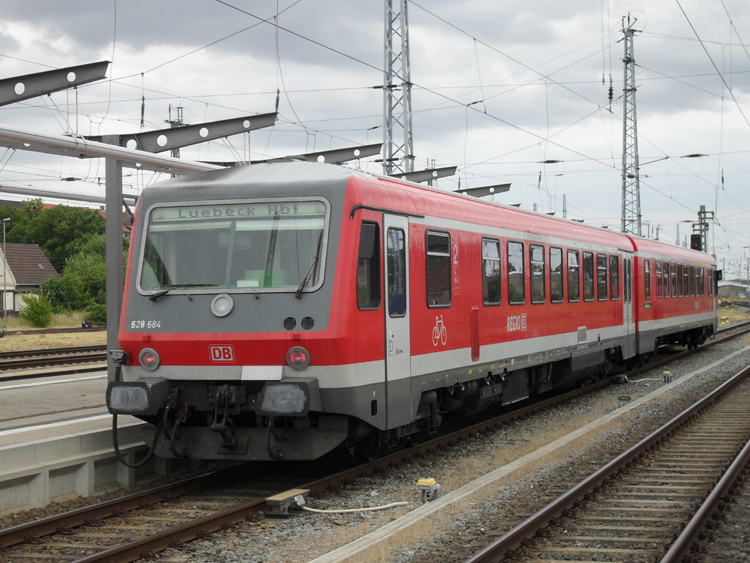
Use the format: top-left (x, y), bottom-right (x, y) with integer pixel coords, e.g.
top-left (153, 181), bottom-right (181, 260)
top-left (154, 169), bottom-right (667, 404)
top-left (107, 161), bottom-right (718, 461)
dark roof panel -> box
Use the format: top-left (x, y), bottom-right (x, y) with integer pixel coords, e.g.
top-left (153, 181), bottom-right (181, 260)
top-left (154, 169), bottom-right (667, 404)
top-left (3, 243), bottom-right (59, 285)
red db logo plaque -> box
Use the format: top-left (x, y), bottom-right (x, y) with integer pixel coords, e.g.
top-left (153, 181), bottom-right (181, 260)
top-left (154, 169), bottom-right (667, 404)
top-left (209, 345), bottom-right (235, 362)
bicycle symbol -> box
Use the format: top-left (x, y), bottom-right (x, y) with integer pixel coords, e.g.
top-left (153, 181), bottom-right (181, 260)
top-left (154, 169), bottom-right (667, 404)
top-left (432, 315), bottom-right (447, 346)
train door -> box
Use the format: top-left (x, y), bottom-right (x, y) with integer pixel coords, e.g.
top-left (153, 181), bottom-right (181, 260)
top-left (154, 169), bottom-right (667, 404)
top-left (622, 253), bottom-right (636, 359)
top-left (383, 214), bottom-right (412, 428)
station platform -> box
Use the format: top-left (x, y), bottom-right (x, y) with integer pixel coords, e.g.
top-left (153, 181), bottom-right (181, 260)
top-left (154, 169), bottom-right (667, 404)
top-left (0, 370), bottom-right (154, 515)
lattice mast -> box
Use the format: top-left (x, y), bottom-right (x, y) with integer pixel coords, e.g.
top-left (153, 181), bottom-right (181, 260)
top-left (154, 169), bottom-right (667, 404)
top-left (621, 15), bottom-right (641, 236)
top-left (383, 0), bottom-right (414, 175)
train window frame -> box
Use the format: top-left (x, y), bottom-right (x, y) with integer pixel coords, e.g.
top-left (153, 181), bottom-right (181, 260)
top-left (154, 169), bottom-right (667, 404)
top-left (693, 266), bottom-right (699, 296)
top-left (425, 230), bottom-right (452, 309)
top-left (655, 260), bottom-right (662, 298)
top-left (550, 247), bottom-right (564, 304)
top-left (677, 264), bottom-right (683, 297)
top-left (690, 266), bottom-right (695, 297)
top-left (481, 238), bottom-right (502, 306)
top-left (610, 254), bottom-right (619, 300)
top-left (663, 261), bottom-right (670, 299)
top-left (700, 267), bottom-right (705, 296)
top-left (671, 263), bottom-right (677, 297)
top-left (387, 227), bottom-right (407, 318)
top-left (596, 253), bottom-right (608, 302)
top-left (531, 244), bottom-right (546, 304)
top-left (709, 269), bottom-right (713, 296)
top-left (567, 249), bottom-right (580, 303)
top-left (582, 251), bottom-right (595, 302)
top-left (683, 264), bottom-right (689, 297)
top-left (356, 221), bottom-right (381, 311)
top-left (644, 259), bottom-right (651, 300)
top-left (507, 241), bottom-right (525, 305)
top-left (135, 197), bottom-right (331, 298)
top-left (625, 258), bottom-right (631, 303)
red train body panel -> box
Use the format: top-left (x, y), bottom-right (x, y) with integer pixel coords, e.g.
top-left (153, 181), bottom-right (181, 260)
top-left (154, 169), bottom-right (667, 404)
top-left (108, 162), bottom-right (717, 461)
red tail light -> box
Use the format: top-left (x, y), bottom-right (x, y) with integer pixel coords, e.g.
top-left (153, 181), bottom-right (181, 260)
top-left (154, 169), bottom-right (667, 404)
top-left (286, 346), bottom-right (311, 371)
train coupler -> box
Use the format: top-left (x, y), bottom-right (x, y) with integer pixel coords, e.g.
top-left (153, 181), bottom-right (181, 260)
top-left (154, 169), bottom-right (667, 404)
top-left (209, 385), bottom-right (239, 450)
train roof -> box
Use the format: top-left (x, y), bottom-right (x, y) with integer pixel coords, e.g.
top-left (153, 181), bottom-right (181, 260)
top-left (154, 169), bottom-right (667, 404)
top-left (626, 235), bottom-right (716, 265)
top-left (142, 161), bottom-right (713, 265)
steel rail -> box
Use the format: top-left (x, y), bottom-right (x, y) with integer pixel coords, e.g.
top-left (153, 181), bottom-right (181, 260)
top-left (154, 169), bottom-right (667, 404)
top-left (0, 373), bottom-right (623, 561)
top-left (1, 320), bottom-right (746, 561)
top-left (3, 326), bottom-right (106, 336)
top-left (0, 345), bottom-right (106, 360)
top-left (463, 363), bottom-right (750, 563)
top-left (0, 364), bottom-right (106, 383)
top-left (660, 432), bottom-right (750, 563)
top-left (0, 353), bottom-right (107, 371)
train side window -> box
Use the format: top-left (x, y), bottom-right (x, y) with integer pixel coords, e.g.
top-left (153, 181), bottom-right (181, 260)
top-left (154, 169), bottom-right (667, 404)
top-left (655, 261), bottom-right (662, 298)
top-left (690, 266), bottom-right (696, 297)
top-left (677, 264), bottom-right (683, 297)
top-left (627, 259), bottom-right (632, 303)
top-left (508, 241), bottom-right (525, 305)
top-left (582, 251), bottom-right (594, 302)
top-left (683, 265), bottom-right (689, 297)
top-left (663, 262), bottom-right (670, 298)
top-left (596, 253), bottom-right (608, 301)
top-left (482, 238), bottom-right (501, 306)
top-left (709, 269), bottom-right (713, 296)
top-left (426, 231), bottom-right (451, 308)
top-left (357, 222), bottom-right (381, 310)
top-left (610, 254), bottom-right (619, 300)
top-left (387, 228), bottom-right (407, 317)
top-left (531, 244), bottom-right (546, 304)
top-left (700, 268), bottom-right (705, 296)
top-left (644, 259), bottom-right (651, 299)
top-left (550, 247), bottom-right (563, 303)
top-left (671, 263), bottom-right (677, 297)
top-left (694, 267), bottom-right (699, 296)
top-left (568, 249), bottom-right (580, 302)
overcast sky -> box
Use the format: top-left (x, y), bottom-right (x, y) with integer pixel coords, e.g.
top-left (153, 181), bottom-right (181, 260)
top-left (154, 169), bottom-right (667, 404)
top-left (0, 0), bottom-right (749, 275)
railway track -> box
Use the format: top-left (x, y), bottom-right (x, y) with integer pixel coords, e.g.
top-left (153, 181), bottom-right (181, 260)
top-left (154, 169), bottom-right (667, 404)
top-left (0, 346), bottom-right (106, 378)
top-left (1, 322), bottom-right (749, 562)
top-left (464, 364), bottom-right (750, 563)
top-left (2, 327), bottom-right (105, 336)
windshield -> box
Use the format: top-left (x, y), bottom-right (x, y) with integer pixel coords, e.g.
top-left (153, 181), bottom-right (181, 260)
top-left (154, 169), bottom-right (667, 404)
top-left (138, 199), bottom-right (329, 294)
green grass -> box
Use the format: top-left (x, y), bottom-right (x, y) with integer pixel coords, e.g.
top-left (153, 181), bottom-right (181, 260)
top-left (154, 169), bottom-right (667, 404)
top-left (4, 311), bottom-right (93, 330)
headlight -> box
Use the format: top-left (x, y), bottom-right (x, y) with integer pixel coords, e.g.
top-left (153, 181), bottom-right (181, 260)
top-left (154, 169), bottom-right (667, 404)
top-left (211, 293), bottom-right (234, 317)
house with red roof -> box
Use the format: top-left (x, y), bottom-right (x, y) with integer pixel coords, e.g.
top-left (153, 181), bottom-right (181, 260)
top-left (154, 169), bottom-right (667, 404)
top-left (0, 243), bottom-right (59, 313)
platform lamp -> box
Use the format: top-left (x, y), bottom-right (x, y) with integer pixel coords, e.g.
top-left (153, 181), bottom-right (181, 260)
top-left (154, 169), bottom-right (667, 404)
top-left (2, 217), bottom-right (9, 336)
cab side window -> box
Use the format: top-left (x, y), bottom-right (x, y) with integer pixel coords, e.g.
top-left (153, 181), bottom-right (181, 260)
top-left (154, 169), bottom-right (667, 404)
top-left (357, 222), bottom-right (381, 310)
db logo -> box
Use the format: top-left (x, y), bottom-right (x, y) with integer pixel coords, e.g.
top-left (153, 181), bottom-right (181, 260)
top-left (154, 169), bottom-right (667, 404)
top-left (209, 345), bottom-right (235, 362)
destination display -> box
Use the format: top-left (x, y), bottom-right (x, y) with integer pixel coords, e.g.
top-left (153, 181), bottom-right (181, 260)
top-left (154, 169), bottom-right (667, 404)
top-left (150, 201), bottom-right (326, 222)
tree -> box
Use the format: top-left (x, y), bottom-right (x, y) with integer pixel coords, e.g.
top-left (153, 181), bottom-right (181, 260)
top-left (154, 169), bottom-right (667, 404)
top-left (40, 233), bottom-right (128, 325)
top-left (21, 203), bottom-right (105, 272)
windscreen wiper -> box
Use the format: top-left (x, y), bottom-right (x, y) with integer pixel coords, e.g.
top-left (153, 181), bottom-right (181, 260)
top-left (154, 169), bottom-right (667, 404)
top-left (149, 284), bottom-right (218, 302)
top-left (295, 232), bottom-right (324, 299)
